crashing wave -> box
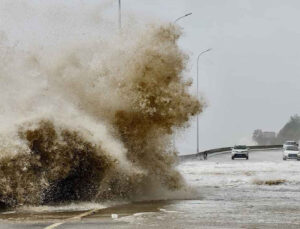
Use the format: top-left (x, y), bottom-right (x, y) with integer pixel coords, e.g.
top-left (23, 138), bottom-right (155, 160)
top-left (0, 24), bottom-right (202, 209)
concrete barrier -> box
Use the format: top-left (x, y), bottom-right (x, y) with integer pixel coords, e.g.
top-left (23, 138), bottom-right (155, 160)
top-left (179, 144), bottom-right (283, 162)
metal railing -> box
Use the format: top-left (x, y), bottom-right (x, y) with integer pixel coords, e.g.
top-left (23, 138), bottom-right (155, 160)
top-left (179, 145), bottom-right (283, 162)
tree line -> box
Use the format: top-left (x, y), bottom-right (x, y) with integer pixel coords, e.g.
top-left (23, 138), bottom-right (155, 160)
top-left (253, 114), bottom-right (300, 145)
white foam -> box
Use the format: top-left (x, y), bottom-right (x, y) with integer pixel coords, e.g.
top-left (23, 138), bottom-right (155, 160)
top-left (18, 202), bottom-right (108, 213)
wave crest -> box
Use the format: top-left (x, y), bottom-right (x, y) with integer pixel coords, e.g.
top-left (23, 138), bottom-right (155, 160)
top-left (0, 24), bottom-right (202, 209)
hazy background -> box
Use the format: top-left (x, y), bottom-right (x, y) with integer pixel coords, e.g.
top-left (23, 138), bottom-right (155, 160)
top-left (123, 0), bottom-right (300, 153)
top-left (1, 0), bottom-right (300, 154)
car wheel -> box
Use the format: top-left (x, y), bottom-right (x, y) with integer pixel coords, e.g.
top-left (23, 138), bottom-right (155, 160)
top-left (246, 156), bottom-right (249, 160)
top-left (283, 157), bottom-right (286, 160)
top-left (231, 156), bottom-right (234, 160)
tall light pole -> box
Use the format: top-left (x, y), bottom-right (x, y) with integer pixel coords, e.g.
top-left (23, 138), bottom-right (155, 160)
top-left (196, 48), bottom-right (212, 154)
top-left (172, 12), bottom-right (192, 152)
top-left (118, 0), bottom-right (121, 30)
top-left (174, 13), bottom-right (192, 23)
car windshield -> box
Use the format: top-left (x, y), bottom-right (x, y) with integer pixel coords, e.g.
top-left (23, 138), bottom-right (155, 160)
top-left (286, 141), bottom-right (297, 145)
top-left (286, 146), bottom-right (298, 151)
top-left (234, 145), bottom-right (247, 150)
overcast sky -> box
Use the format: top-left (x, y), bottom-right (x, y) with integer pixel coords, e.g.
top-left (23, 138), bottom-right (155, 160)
top-left (122, 0), bottom-right (300, 153)
top-left (1, 0), bottom-right (300, 154)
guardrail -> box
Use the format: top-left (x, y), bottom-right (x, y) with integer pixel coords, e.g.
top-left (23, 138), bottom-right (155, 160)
top-left (179, 144), bottom-right (283, 162)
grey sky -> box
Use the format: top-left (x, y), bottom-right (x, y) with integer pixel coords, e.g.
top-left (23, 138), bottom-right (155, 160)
top-left (123, 0), bottom-right (300, 153)
top-left (1, 0), bottom-right (300, 154)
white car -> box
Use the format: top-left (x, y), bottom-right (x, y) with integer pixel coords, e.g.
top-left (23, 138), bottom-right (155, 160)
top-left (283, 141), bottom-right (299, 149)
top-left (283, 146), bottom-right (299, 160)
top-left (231, 145), bottom-right (249, 160)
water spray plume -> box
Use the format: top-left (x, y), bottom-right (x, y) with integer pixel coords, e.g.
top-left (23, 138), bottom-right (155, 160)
top-left (0, 22), bottom-right (203, 209)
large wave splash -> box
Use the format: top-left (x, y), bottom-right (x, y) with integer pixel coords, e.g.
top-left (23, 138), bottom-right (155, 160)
top-left (0, 24), bottom-right (202, 209)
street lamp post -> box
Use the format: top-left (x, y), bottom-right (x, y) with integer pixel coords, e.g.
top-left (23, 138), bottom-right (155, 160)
top-left (174, 13), bottom-right (192, 23)
top-left (172, 12), bottom-right (192, 152)
top-left (196, 48), bottom-right (212, 154)
top-left (118, 0), bottom-right (121, 30)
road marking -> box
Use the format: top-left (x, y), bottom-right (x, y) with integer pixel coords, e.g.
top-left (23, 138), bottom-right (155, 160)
top-left (44, 222), bottom-right (63, 229)
top-left (44, 209), bottom-right (99, 229)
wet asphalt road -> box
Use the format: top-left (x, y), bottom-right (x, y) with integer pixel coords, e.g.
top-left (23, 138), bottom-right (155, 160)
top-left (1, 149), bottom-right (300, 229)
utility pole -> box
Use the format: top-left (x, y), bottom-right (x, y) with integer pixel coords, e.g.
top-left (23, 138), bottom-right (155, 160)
top-left (196, 48), bottom-right (212, 154)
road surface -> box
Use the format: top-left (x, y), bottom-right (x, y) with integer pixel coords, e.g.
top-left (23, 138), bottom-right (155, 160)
top-left (1, 149), bottom-right (300, 228)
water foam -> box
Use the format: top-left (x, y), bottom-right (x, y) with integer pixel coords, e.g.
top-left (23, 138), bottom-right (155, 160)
top-left (0, 7), bottom-right (202, 209)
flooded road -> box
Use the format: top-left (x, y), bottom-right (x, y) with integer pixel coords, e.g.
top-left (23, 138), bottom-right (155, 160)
top-left (1, 149), bottom-right (300, 228)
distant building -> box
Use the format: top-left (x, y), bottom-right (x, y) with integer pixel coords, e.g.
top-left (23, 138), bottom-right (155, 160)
top-left (262, 131), bottom-right (276, 145)
top-left (252, 129), bottom-right (277, 145)
top-left (262, 131), bottom-right (276, 139)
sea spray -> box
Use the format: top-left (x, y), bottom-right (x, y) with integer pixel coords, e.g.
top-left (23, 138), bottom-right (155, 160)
top-left (0, 23), bottom-right (202, 208)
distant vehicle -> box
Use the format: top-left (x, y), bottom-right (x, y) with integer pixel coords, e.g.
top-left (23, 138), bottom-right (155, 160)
top-left (231, 145), bottom-right (249, 160)
top-left (283, 146), bottom-right (299, 160)
top-left (203, 152), bottom-right (207, 160)
top-left (283, 141), bottom-right (299, 149)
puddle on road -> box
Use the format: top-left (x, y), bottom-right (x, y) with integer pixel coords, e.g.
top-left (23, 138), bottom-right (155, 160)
top-left (0, 200), bottom-right (171, 222)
